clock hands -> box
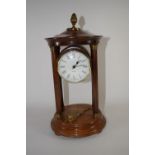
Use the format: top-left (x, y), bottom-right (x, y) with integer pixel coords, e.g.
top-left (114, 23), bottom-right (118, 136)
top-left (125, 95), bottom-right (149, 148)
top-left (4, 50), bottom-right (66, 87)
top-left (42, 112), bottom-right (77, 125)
top-left (72, 61), bottom-right (79, 69)
top-left (76, 65), bottom-right (88, 68)
top-left (72, 60), bottom-right (87, 69)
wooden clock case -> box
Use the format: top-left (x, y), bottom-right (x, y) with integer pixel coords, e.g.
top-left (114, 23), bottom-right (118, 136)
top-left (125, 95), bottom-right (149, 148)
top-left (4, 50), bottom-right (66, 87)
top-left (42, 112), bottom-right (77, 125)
top-left (46, 13), bottom-right (106, 137)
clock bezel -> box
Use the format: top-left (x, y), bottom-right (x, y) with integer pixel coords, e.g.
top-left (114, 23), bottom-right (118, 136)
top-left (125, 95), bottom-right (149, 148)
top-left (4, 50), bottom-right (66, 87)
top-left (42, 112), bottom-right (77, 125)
top-left (57, 45), bottom-right (91, 83)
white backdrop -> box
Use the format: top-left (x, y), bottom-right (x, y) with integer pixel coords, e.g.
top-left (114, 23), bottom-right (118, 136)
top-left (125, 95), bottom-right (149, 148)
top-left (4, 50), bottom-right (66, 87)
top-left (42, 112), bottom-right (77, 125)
top-left (27, 0), bottom-right (128, 107)
top-left (27, 0), bottom-right (128, 155)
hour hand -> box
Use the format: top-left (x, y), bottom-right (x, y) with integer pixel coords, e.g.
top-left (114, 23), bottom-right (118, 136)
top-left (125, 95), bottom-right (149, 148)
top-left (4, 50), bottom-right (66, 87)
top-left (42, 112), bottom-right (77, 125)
top-left (72, 61), bottom-right (79, 69)
top-left (72, 65), bottom-right (76, 69)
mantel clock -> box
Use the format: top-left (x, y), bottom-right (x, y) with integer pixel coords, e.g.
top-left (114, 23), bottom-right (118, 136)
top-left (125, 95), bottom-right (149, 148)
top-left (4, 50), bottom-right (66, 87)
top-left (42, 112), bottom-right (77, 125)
top-left (46, 13), bottom-right (106, 137)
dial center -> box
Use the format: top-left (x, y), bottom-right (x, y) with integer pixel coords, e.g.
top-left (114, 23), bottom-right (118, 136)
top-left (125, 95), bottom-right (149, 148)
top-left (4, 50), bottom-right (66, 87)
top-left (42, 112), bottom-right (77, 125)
top-left (72, 61), bottom-right (79, 69)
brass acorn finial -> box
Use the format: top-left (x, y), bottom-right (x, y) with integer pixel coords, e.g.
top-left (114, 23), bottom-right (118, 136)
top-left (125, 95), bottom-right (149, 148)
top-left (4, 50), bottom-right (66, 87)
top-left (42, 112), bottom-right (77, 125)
top-left (70, 13), bottom-right (78, 30)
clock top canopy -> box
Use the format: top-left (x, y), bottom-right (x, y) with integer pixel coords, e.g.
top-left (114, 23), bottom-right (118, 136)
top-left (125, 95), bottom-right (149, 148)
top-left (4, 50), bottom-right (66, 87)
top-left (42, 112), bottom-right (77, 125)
top-left (46, 13), bottom-right (102, 46)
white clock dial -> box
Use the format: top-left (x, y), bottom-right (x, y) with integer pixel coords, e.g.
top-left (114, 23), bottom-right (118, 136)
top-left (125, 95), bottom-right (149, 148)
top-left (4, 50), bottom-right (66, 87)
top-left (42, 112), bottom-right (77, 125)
top-left (58, 50), bottom-right (90, 83)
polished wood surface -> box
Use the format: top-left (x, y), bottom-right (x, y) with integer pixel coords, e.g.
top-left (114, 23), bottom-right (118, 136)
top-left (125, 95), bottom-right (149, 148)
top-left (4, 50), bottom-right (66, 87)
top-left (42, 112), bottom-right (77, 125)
top-left (90, 44), bottom-right (99, 113)
top-left (51, 104), bottom-right (106, 137)
top-left (46, 29), bottom-right (101, 46)
top-left (50, 46), bottom-right (64, 114)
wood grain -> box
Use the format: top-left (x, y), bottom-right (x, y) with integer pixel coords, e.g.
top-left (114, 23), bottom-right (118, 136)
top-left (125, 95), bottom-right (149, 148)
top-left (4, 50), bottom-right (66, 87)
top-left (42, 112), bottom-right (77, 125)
top-left (51, 104), bottom-right (106, 137)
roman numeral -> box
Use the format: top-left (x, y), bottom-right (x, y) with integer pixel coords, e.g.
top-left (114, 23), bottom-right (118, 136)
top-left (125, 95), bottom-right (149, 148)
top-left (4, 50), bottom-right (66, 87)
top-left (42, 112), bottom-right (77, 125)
top-left (82, 65), bottom-right (88, 68)
top-left (80, 59), bottom-right (86, 63)
top-left (62, 70), bottom-right (66, 74)
top-left (60, 65), bottom-right (65, 68)
top-left (82, 70), bottom-right (87, 74)
top-left (78, 55), bottom-right (81, 59)
top-left (66, 74), bottom-right (70, 79)
top-left (73, 75), bottom-right (76, 80)
top-left (66, 54), bottom-right (70, 59)
top-left (72, 52), bottom-right (75, 58)
top-left (61, 59), bottom-right (66, 63)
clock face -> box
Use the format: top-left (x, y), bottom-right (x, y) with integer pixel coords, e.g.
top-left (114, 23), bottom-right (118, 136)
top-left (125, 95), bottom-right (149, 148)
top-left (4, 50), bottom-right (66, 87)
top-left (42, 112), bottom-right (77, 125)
top-left (58, 50), bottom-right (90, 83)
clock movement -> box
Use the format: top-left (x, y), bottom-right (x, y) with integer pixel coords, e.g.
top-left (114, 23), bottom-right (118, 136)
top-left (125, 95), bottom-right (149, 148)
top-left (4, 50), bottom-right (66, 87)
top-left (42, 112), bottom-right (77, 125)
top-left (46, 13), bottom-right (106, 137)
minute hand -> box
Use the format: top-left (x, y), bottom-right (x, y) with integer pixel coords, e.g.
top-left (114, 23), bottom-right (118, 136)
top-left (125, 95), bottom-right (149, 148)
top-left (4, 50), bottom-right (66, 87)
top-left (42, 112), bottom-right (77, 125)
top-left (76, 64), bottom-right (88, 68)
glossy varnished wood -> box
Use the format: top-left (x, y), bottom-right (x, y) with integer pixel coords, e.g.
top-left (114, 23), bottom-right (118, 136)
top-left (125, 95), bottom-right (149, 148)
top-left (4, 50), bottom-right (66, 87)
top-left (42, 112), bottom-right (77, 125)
top-left (50, 46), bottom-right (64, 114)
top-left (90, 44), bottom-right (99, 113)
top-left (46, 29), bottom-right (101, 46)
top-left (51, 104), bottom-right (106, 137)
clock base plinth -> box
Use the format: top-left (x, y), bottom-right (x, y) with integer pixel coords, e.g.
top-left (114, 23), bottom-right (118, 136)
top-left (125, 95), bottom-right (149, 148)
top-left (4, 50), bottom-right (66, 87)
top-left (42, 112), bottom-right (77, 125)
top-left (51, 104), bottom-right (106, 138)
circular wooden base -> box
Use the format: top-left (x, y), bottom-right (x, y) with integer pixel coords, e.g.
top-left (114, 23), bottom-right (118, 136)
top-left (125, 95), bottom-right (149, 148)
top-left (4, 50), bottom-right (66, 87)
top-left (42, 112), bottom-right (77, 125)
top-left (51, 104), bottom-right (106, 138)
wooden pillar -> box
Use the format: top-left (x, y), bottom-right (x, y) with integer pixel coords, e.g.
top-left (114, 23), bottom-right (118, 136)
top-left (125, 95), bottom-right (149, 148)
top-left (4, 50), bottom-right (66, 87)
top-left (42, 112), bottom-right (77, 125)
top-left (90, 43), bottom-right (99, 113)
top-left (50, 45), bottom-right (64, 114)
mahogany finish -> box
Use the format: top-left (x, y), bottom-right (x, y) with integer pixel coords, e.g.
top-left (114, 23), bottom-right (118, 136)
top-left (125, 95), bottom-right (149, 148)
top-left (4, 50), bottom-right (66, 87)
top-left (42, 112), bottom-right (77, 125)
top-left (90, 44), bottom-right (99, 113)
top-left (50, 46), bottom-right (64, 114)
top-left (51, 104), bottom-right (106, 137)
top-left (46, 13), bottom-right (106, 137)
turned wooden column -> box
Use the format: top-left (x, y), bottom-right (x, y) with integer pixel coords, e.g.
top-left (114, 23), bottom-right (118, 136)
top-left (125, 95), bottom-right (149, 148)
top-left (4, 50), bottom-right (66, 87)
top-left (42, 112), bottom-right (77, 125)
top-left (90, 43), bottom-right (99, 113)
top-left (50, 45), bottom-right (64, 114)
